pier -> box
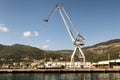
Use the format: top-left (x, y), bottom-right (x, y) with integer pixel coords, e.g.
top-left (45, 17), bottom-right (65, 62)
top-left (0, 68), bottom-right (120, 73)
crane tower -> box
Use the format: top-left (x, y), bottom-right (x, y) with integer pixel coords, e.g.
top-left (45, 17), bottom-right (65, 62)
top-left (44, 3), bottom-right (85, 66)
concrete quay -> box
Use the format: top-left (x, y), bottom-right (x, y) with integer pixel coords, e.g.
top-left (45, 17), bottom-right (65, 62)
top-left (0, 68), bottom-right (120, 73)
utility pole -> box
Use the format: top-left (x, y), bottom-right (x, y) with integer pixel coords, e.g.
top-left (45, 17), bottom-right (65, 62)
top-left (118, 52), bottom-right (120, 67)
top-left (108, 54), bottom-right (110, 68)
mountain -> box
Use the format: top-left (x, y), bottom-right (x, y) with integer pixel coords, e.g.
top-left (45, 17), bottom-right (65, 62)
top-left (50, 39), bottom-right (120, 62)
top-left (0, 39), bottom-right (120, 64)
top-left (83, 39), bottom-right (120, 62)
top-left (0, 44), bottom-right (62, 64)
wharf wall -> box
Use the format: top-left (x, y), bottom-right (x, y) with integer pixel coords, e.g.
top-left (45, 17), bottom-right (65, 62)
top-left (0, 68), bottom-right (120, 73)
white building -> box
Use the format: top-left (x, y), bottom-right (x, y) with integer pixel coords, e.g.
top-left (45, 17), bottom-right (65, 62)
top-left (45, 61), bottom-right (91, 68)
top-left (92, 59), bottom-right (120, 68)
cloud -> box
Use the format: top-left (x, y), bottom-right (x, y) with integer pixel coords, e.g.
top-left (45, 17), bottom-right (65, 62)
top-left (30, 45), bottom-right (49, 50)
top-left (23, 31), bottom-right (39, 37)
top-left (0, 24), bottom-right (9, 32)
top-left (41, 45), bottom-right (49, 49)
top-left (40, 40), bottom-right (51, 49)
top-left (30, 45), bottom-right (40, 48)
top-left (34, 31), bottom-right (39, 37)
top-left (23, 31), bottom-right (31, 37)
top-left (46, 40), bottom-right (50, 42)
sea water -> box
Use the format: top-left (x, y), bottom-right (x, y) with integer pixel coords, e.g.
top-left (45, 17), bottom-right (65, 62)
top-left (0, 73), bottom-right (120, 80)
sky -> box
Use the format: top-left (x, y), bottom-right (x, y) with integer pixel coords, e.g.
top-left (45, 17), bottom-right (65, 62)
top-left (0, 0), bottom-right (120, 50)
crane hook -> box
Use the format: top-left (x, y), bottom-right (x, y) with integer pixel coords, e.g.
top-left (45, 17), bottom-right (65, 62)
top-left (43, 19), bottom-right (48, 22)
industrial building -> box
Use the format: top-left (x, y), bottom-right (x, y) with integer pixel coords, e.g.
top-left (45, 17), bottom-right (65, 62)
top-left (92, 59), bottom-right (120, 68)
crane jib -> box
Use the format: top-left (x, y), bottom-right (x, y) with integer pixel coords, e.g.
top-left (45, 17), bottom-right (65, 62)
top-left (44, 3), bottom-right (84, 45)
top-left (44, 3), bottom-right (86, 65)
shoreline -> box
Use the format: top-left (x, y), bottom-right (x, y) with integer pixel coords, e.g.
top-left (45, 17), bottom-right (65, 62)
top-left (0, 68), bottom-right (120, 73)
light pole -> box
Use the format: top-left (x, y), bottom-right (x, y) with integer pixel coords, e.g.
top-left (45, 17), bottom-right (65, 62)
top-left (118, 52), bottom-right (120, 57)
top-left (108, 54), bottom-right (110, 68)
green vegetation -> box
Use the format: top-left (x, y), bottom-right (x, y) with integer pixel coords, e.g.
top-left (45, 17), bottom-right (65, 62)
top-left (0, 39), bottom-right (120, 64)
top-left (83, 39), bottom-right (120, 62)
top-left (0, 44), bottom-right (62, 64)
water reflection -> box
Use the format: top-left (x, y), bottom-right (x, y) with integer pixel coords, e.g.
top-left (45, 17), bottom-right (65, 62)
top-left (0, 73), bottom-right (120, 80)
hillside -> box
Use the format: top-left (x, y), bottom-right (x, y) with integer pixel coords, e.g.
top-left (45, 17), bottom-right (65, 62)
top-left (0, 44), bottom-right (62, 64)
top-left (83, 39), bottom-right (120, 62)
top-left (0, 39), bottom-right (120, 64)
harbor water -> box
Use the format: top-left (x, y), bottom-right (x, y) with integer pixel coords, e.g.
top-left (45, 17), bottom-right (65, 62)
top-left (0, 73), bottom-right (120, 80)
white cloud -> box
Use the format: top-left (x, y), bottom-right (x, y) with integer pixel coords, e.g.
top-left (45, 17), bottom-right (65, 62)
top-left (23, 31), bottom-right (31, 37)
top-left (41, 45), bottom-right (49, 49)
top-left (0, 24), bottom-right (9, 32)
top-left (40, 40), bottom-right (51, 49)
top-left (30, 45), bottom-right (40, 48)
top-left (34, 31), bottom-right (39, 37)
top-left (23, 31), bottom-right (39, 37)
top-left (30, 45), bottom-right (49, 50)
top-left (46, 40), bottom-right (50, 42)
